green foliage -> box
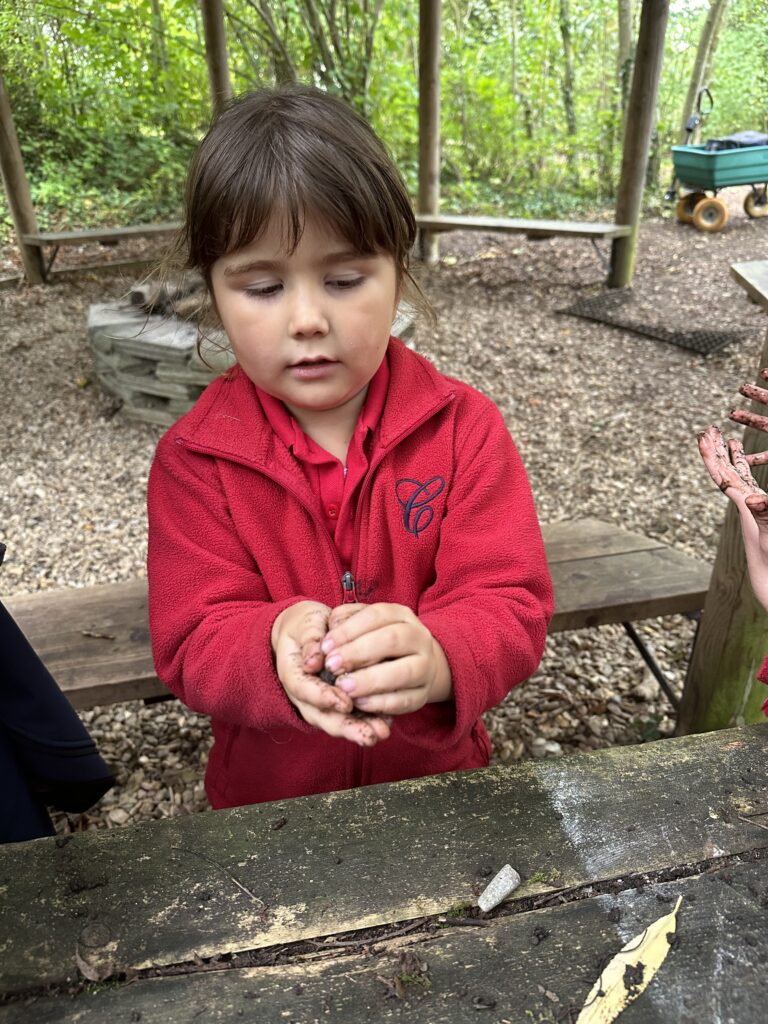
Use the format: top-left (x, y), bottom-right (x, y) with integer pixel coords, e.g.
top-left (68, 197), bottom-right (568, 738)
top-left (0, 0), bottom-right (765, 246)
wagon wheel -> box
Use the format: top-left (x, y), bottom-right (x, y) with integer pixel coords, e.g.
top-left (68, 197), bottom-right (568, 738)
top-left (676, 191), bottom-right (707, 224)
top-left (744, 188), bottom-right (768, 219)
top-left (692, 196), bottom-right (729, 232)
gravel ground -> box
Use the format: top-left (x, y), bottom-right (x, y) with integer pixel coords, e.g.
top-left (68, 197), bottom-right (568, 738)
top-left (1, 188), bottom-right (766, 832)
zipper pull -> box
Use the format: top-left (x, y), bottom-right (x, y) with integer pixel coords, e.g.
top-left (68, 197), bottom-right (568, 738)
top-left (341, 571), bottom-right (358, 603)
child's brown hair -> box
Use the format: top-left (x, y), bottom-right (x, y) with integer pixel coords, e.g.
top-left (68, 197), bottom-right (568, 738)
top-left (169, 85), bottom-right (423, 308)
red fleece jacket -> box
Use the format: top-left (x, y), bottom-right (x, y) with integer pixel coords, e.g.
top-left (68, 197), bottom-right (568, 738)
top-left (147, 338), bottom-right (553, 808)
top-left (759, 658), bottom-right (768, 715)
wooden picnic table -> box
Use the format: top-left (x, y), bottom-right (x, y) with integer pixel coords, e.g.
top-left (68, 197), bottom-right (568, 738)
top-left (1, 723), bottom-right (766, 1022)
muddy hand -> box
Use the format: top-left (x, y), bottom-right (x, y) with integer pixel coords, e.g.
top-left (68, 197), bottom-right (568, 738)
top-left (729, 369), bottom-right (768, 466)
top-left (698, 425), bottom-right (766, 500)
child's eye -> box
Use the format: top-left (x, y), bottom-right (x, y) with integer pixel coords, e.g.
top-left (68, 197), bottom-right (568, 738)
top-left (244, 283), bottom-right (282, 298)
top-left (329, 276), bottom-right (364, 291)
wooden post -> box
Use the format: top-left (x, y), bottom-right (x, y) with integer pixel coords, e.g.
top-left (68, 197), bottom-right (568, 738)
top-left (200, 0), bottom-right (232, 116)
top-left (0, 71), bottom-right (45, 285)
top-left (677, 263), bottom-right (768, 735)
top-left (608, 0), bottom-right (669, 289)
top-left (418, 0), bottom-right (441, 266)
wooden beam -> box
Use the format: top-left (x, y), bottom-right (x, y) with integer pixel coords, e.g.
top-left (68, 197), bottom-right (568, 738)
top-left (608, 0), bottom-right (669, 288)
top-left (200, 0), bottom-right (232, 116)
top-left (418, 0), bottom-right (441, 266)
top-left (678, 265), bottom-right (768, 735)
top-left (0, 70), bottom-right (45, 285)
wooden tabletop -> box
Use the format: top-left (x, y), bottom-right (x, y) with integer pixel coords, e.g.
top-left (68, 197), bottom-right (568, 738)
top-left (1, 724), bottom-right (766, 1022)
top-left (730, 260), bottom-right (768, 310)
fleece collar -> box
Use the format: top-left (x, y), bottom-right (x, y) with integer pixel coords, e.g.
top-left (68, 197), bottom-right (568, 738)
top-left (174, 337), bottom-right (455, 474)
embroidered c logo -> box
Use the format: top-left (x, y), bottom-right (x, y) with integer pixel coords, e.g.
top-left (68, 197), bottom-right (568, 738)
top-left (395, 477), bottom-right (445, 538)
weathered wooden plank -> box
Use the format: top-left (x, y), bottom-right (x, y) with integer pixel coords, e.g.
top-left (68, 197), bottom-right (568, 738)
top-left (5, 581), bottom-right (158, 707)
top-left (0, 726), bottom-right (764, 994)
top-left (550, 546), bottom-right (711, 630)
top-left (2, 858), bottom-right (765, 1022)
top-left (21, 223), bottom-right (181, 247)
top-left (543, 517), bottom-right (664, 562)
top-left (414, 213), bottom-right (631, 239)
top-left (730, 260), bottom-right (768, 312)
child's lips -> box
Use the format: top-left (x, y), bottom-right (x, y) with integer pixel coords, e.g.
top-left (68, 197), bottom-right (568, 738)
top-left (288, 358), bottom-right (339, 380)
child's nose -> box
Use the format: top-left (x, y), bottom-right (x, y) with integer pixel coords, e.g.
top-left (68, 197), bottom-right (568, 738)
top-left (289, 287), bottom-right (329, 337)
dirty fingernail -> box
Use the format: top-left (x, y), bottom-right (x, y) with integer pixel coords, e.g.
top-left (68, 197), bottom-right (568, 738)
top-left (337, 676), bottom-right (355, 693)
top-left (326, 653), bottom-right (342, 672)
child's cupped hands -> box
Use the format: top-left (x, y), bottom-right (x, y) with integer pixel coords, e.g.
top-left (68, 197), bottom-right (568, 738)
top-left (271, 600), bottom-right (393, 747)
top-left (321, 602), bottom-right (453, 716)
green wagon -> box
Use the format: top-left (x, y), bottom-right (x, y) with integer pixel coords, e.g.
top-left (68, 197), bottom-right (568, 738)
top-left (671, 142), bottom-right (768, 231)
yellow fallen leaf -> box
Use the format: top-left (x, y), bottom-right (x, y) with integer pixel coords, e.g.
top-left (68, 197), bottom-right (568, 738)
top-left (576, 896), bottom-right (682, 1024)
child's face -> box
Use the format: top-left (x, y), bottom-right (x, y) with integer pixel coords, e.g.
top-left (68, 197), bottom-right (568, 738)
top-left (210, 215), bottom-right (400, 425)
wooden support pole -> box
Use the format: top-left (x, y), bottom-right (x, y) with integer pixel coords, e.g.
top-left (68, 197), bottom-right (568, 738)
top-left (678, 267), bottom-right (768, 735)
top-left (200, 0), bottom-right (232, 116)
top-left (608, 0), bottom-right (669, 289)
top-left (418, 0), bottom-right (441, 266)
top-left (0, 71), bottom-right (45, 285)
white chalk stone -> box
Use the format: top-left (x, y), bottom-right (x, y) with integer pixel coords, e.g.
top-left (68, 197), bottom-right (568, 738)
top-left (477, 864), bottom-right (522, 912)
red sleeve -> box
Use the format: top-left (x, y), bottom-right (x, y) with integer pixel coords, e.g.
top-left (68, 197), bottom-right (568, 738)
top-left (396, 396), bottom-right (553, 750)
top-left (147, 435), bottom-right (312, 733)
top-left (758, 657), bottom-right (768, 716)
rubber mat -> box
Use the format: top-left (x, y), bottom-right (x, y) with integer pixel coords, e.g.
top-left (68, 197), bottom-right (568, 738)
top-left (557, 289), bottom-right (750, 354)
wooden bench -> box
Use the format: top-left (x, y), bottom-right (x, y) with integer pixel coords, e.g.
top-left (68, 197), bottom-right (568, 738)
top-left (4, 518), bottom-right (711, 711)
top-left (20, 222), bottom-right (181, 279)
top-left (414, 213), bottom-right (631, 240)
top-left (19, 216), bottom-right (628, 282)
top-left (1, 723), bottom-right (765, 1018)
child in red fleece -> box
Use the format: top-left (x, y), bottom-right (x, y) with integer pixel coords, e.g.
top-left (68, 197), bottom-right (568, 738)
top-left (147, 85), bottom-right (553, 809)
top-left (698, 367), bottom-right (768, 702)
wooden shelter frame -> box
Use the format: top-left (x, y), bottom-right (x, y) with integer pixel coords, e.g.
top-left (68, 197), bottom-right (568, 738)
top-left (0, 0), bottom-right (669, 288)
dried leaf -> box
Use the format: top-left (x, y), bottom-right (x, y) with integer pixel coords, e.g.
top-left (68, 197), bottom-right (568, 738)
top-left (576, 896), bottom-right (682, 1023)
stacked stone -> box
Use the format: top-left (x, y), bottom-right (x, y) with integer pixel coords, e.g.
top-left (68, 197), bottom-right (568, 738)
top-left (86, 302), bottom-right (234, 427)
top-left (87, 300), bottom-right (416, 428)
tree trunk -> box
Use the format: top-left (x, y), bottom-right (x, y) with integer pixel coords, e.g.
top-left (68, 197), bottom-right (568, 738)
top-left (558, 0), bottom-right (577, 180)
top-left (609, 0), bottom-right (669, 288)
top-left (617, 0), bottom-right (633, 121)
top-left (678, 0), bottom-right (728, 144)
top-left (700, 0), bottom-right (728, 117)
top-left (0, 70), bottom-right (45, 285)
top-left (150, 0), bottom-right (169, 79)
top-left (200, 0), bottom-right (233, 116)
top-left (418, 0), bottom-right (441, 266)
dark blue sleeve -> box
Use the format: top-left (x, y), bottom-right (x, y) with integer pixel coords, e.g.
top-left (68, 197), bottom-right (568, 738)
top-left (0, 599), bottom-right (114, 840)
